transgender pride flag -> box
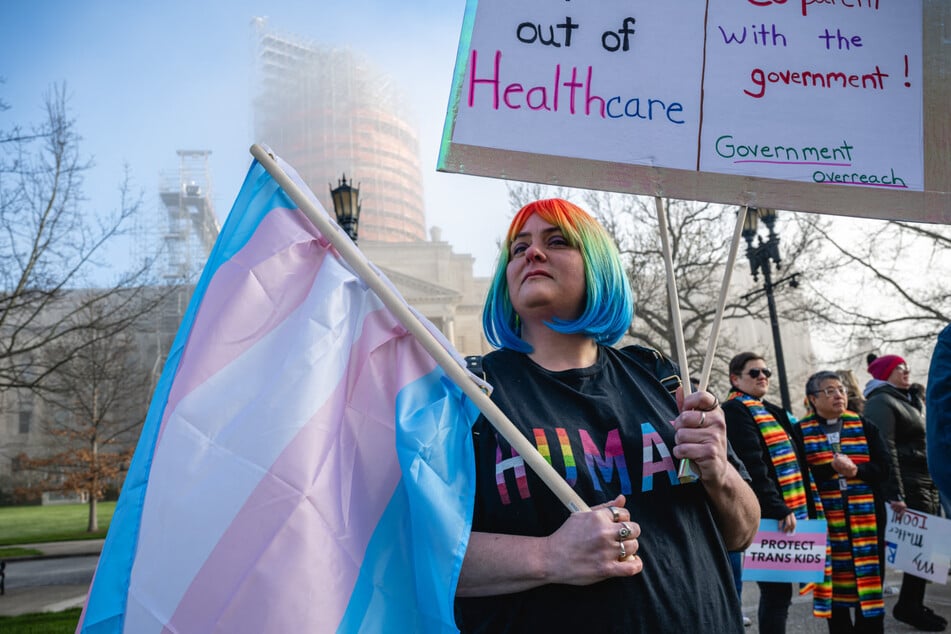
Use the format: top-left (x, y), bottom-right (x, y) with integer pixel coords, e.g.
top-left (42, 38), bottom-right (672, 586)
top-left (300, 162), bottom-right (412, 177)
top-left (77, 154), bottom-right (480, 633)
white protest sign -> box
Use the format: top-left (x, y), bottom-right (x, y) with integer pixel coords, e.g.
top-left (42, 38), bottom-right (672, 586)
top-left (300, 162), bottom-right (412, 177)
top-left (742, 519), bottom-right (827, 583)
top-left (885, 507), bottom-right (951, 583)
top-left (439, 0), bottom-right (950, 223)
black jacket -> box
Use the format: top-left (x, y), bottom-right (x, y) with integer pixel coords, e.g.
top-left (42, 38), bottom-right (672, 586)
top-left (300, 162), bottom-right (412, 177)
top-left (864, 382), bottom-right (940, 514)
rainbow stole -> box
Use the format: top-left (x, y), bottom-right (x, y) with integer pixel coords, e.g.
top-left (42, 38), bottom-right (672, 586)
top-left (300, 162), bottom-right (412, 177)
top-left (799, 412), bottom-right (884, 618)
top-left (729, 392), bottom-right (832, 617)
top-left (728, 392), bottom-right (811, 517)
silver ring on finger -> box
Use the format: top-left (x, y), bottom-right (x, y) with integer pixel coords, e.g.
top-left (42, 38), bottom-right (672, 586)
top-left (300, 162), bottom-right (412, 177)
top-left (699, 411), bottom-right (706, 428)
top-left (618, 523), bottom-right (632, 540)
top-left (608, 506), bottom-right (621, 522)
top-left (698, 392), bottom-right (720, 411)
top-left (618, 541), bottom-right (627, 561)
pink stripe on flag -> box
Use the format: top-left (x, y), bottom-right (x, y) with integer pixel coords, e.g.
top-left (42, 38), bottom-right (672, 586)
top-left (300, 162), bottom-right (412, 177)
top-left (164, 306), bottom-right (436, 633)
top-left (159, 208), bottom-right (324, 439)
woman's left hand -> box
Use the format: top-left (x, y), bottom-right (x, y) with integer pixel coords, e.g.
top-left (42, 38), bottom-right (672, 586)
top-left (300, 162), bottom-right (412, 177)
top-left (671, 387), bottom-right (729, 486)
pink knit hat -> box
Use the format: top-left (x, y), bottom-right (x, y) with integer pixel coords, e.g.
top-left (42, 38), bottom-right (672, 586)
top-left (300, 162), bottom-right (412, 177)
top-left (868, 354), bottom-right (905, 380)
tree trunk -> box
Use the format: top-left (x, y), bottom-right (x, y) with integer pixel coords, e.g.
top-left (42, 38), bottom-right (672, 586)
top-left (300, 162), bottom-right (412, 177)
top-left (88, 435), bottom-right (99, 532)
top-left (88, 493), bottom-right (98, 532)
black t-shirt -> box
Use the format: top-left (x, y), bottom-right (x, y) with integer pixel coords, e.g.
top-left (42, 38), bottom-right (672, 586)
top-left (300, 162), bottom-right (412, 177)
top-left (454, 346), bottom-right (743, 633)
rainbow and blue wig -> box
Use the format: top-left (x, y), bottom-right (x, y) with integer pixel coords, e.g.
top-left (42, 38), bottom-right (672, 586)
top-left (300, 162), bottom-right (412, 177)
top-left (482, 198), bottom-right (634, 352)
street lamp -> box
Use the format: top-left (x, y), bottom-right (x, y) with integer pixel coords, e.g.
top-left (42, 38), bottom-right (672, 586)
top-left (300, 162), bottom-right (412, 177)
top-left (330, 174), bottom-right (360, 243)
top-left (741, 207), bottom-right (800, 415)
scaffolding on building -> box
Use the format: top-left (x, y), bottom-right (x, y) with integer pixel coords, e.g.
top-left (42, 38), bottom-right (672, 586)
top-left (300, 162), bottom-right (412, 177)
top-left (252, 18), bottom-right (427, 243)
top-left (158, 150), bottom-right (220, 281)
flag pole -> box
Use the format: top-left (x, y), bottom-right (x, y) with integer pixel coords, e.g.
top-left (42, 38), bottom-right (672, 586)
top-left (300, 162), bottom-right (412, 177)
top-left (654, 196), bottom-right (699, 483)
top-left (250, 144), bottom-right (589, 513)
top-left (697, 207), bottom-right (748, 390)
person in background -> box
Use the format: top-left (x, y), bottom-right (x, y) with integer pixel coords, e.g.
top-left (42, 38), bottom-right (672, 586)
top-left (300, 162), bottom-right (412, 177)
top-left (864, 354), bottom-right (947, 632)
top-left (723, 352), bottom-right (825, 633)
top-left (800, 371), bottom-right (892, 634)
top-left (453, 198), bottom-right (760, 633)
top-left (926, 325), bottom-right (951, 513)
top-left (838, 369), bottom-right (866, 415)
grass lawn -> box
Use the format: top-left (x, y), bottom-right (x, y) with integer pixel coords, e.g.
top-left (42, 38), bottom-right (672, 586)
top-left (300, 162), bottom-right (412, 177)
top-left (0, 502), bottom-right (115, 546)
top-left (0, 607), bottom-right (81, 633)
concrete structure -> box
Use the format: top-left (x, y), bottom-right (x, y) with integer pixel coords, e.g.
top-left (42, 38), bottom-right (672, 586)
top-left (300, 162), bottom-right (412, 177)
top-left (363, 227), bottom-right (491, 357)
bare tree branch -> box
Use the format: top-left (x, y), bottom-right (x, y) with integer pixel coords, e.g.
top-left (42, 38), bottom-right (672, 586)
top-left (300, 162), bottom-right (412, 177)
top-left (0, 84), bottom-right (175, 397)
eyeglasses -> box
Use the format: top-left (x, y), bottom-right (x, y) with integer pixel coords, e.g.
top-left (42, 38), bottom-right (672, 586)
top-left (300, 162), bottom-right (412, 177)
top-left (812, 386), bottom-right (848, 397)
top-left (746, 368), bottom-right (772, 379)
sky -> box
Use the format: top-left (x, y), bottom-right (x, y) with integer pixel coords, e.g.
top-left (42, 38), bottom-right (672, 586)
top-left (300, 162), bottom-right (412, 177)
top-left (1, 0), bottom-right (511, 276)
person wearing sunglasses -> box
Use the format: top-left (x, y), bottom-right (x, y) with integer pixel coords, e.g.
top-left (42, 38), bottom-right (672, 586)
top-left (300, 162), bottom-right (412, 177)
top-left (799, 371), bottom-right (894, 633)
top-left (863, 354), bottom-right (947, 632)
top-left (722, 352), bottom-right (824, 633)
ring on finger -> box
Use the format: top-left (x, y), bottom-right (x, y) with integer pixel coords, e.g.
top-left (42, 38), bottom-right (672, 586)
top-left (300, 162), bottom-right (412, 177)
top-left (618, 541), bottom-right (627, 561)
top-left (698, 392), bottom-right (720, 411)
top-left (698, 411), bottom-right (706, 428)
top-left (618, 523), bottom-right (632, 540)
top-left (608, 506), bottom-right (621, 522)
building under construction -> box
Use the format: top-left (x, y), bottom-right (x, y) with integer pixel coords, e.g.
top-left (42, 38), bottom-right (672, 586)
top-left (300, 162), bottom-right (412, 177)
top-left (158, 150), bottom-right (219, 281)
top-left (252, 19), bottom-right (427, 243)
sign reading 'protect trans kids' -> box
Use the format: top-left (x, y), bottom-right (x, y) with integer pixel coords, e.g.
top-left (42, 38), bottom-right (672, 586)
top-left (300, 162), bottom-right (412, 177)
top-left (742, 519), bottom-right (828, 584)
top-left (439, 1), bottom-right (950, 223)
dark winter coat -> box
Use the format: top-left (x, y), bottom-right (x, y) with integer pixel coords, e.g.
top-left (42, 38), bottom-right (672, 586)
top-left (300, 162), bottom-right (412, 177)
top-left (864, 382), bottom-right (940, 514)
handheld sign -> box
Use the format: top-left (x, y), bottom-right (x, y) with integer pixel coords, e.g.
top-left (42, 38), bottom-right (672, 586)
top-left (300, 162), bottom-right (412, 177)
top-left (885, 508), bottom-right (951, 583)
top-left (439, 0), bottom-right (950, 223)
top-left (742, 519), bottom-right (828, 583)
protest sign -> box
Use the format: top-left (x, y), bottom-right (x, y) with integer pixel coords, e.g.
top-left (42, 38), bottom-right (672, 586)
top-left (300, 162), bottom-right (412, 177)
top-left (742, 519), bottom-right (828, 583)
top-left (885, 507), bottom-right (951, 584)
top-left (440, 0), bottom-right (950, 223)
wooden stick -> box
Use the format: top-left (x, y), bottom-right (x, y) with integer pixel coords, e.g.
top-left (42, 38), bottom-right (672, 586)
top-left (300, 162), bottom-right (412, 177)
top-left (697, 207), bottom-right (748, 391)
top-left (250, 144), bottom-right (589, 513)
top-left (653, 196), bottom-right (698, 483)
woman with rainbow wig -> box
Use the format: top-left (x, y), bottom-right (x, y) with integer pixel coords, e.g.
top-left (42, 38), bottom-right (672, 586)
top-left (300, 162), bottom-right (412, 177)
top-left (454, 199), bottom-right (760, 633)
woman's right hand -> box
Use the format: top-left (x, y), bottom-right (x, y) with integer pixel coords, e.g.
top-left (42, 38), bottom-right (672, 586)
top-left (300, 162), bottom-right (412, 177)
top-left (889, 499), bottom-right (907, 516)
top-left (457, 495), bottom-right (643, 597)
top-left (547, 495), bottom-right (644, 586)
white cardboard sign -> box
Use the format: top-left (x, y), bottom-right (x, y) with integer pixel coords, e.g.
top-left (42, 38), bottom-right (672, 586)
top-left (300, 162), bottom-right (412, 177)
top-left (439, 1), bottom-right (950, 223)
top-left (885, 508), bottom-right (951, 583)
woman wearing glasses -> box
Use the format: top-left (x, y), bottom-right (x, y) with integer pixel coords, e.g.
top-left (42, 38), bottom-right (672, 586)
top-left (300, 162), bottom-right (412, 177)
top-left (863, 354), bottom-right (947, 632)
top-left (723, 352), bottom-right (824, 633)
top-left (800, 371), bottom-right (893, 634)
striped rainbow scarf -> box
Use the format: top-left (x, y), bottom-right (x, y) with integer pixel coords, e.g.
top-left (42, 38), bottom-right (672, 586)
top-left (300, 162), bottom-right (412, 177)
top-left (728, 392), bottom-right (832, 617)
top-left (729, 392), bottom-right (810, 517)
top-left (799, 412), bottom-right (884, 618)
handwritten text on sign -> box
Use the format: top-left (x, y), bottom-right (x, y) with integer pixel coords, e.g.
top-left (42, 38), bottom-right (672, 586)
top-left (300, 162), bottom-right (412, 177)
top-left (742, 519), bottom-right (828, 583)
top-left (446, 0), bottom-right (923, 191)
top-left (885, 508), bottom-right (951, 584)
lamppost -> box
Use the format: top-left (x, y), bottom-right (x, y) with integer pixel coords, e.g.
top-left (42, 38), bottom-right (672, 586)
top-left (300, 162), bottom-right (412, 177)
top-left (330, 174), bottom-right (360, 243)
top-left (741, 207), bottom-right (800, 415)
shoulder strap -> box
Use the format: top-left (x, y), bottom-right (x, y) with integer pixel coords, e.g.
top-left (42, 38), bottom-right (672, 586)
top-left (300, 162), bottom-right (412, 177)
top-left (464, 354), bottom-right (485, 380)
top-left (624, 345), bottom-right (682, 396)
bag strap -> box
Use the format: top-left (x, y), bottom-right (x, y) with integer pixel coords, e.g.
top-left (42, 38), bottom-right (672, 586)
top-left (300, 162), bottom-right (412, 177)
top-left (623, 344), bottom-right (682, 396)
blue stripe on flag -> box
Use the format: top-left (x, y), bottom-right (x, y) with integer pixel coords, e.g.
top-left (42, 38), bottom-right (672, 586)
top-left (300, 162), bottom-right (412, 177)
top-left (338, 368), bottom-right (477, 634)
